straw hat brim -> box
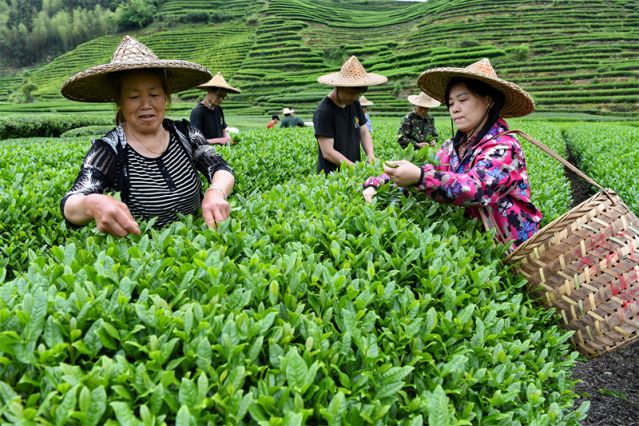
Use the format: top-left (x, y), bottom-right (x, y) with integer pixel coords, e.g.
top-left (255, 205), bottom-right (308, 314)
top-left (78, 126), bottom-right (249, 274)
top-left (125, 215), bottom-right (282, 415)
top-left (317, 72), bottom-right (387, 87)
top-left (61, 60), bottom-right (212, 103)
top-left (197, 81), bottom-right (241, 94)
top-left (407, 94), bottom-right (440, 108)
top-left (417, 67), bottom-right (535, 118)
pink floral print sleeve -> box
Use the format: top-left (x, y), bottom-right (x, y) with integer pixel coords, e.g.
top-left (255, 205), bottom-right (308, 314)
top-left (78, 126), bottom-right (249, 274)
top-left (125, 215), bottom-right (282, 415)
top-left (364, 118), bottom-right (542, 249)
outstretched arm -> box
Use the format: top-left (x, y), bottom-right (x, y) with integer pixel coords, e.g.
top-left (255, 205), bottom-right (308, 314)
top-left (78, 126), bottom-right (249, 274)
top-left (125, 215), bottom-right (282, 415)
top-left (61, 140), bottom-right (141, 237)
top-left (317, 136), bottom-right (354, 167)
top-left (207, 129), bottom-right (232, 145)
top-left (359, 125), bottom-right (375, 163)
top-left (64, 193), bottom-right (140, 237)
top-left (413, 137), bottom-right (521, 207)
top-left (202, 170), bottom-right (235, 228)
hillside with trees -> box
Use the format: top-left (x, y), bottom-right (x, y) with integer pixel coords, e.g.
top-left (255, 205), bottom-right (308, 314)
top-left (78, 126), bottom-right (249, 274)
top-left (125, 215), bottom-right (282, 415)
top-left (0, 0), bottom-right (169, 68)
top-left (0, 0), bottom-right (637, 116)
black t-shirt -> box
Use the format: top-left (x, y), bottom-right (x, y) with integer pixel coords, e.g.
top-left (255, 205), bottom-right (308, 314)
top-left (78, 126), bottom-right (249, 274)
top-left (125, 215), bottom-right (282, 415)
top-left (189, 103), bottom-right (227, 139)
top-left (313, 96), bottom-right (367, 174)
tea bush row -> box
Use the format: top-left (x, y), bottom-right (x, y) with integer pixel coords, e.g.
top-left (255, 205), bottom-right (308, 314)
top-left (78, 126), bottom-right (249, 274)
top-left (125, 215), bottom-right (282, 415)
top-left (0, 158), bottom-right (587, 424)
top-left (564, 123), bottom-right (639, 213)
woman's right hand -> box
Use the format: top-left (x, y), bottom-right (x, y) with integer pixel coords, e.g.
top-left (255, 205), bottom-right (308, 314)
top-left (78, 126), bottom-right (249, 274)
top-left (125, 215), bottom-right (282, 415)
top-left (363, 186), bottom-right (377, 203)
top-left (84, 194), bottom-right (141, 237)
top-left (383, 160), bottom-right (421, 187)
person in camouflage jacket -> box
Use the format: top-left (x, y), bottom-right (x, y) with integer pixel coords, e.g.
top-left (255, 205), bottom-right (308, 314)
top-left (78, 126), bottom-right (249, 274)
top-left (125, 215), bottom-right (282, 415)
top-left (397, 91), bottom-right (441, 149)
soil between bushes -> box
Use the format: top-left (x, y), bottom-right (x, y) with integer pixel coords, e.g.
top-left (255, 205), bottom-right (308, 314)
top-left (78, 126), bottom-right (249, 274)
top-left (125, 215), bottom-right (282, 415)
top-left (563, 148), bottom-right (639, 425)
top-left (572, 342), bottom-right (639, 425)
top-left (564, 149), bottom-right (595, 209)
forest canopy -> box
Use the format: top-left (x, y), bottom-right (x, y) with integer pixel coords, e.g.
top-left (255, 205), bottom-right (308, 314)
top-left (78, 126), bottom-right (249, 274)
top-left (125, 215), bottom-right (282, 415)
top-left (0, 0), bottom-right (159, 67)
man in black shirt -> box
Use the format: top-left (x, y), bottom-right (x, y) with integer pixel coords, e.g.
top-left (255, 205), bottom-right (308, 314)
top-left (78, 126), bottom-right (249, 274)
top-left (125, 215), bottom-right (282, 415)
top-left (190, 72), bottom-right (241, 145)
top-left (313, 56), bottom-right (387, 174)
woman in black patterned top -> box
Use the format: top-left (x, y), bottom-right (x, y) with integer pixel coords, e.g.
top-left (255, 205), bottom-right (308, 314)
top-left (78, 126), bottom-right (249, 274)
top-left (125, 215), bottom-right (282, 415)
top-left (60, 36), bottom-right (235, 237)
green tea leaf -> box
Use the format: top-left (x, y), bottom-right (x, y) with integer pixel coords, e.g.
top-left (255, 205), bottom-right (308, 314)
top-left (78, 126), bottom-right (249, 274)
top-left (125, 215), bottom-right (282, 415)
top-left (0, 381), bottom-right (18, 405)
top-left (326, 391), bottom-right (346, 423)
top-left (110, 402), bottom-right (142, 426)
top-left (428, 386), bottom-right (450, 426)
top-left (84, 386), bottom-right (107, 426)
top-left (55, 385), bottom-right (78, 426)
top-left (176, 405), bottom-right (192, 426)
top-left (285, 348), bottom-right (307, 391)
top-left (179, 378), bottom-right (198, 408)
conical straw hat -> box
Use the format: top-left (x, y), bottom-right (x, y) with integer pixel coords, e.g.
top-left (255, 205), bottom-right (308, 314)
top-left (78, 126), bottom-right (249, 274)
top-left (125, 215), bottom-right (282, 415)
top-left (61, 35), bottom-right (212, 102)
top-left (197, 72), bottom-right (241, 93)
top-left (407, 92), bottom-right (440, 108)
top-left (317, 56), bottom-right (387, 87)
top-left (417, 58), bottom-right (534, 117)
top-left (359, 95), bottom-right (374, 106)
top-left (282, 107), bottom-right (295, 115)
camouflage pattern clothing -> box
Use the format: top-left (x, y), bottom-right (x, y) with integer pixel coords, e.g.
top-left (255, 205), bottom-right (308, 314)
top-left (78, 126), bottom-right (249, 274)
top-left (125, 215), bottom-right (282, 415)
top-left (397, 111), bottom-right (438, 149)
top-left (280, 115), bottom-right (305, 128)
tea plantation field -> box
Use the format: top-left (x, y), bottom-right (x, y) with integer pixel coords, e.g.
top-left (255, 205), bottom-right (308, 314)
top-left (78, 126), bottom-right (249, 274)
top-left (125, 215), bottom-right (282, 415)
top-left (0, 120), bottom-right (636, 424)
top-left (1, 0), bottom-right (637, 118)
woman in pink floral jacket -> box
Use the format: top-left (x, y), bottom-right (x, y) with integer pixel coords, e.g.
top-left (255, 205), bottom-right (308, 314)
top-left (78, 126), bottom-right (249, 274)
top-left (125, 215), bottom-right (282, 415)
top-left (363, 59), bottom-right (542, 250)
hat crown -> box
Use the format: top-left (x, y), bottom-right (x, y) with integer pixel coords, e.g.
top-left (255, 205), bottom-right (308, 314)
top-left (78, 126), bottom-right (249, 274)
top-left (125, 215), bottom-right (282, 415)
top-left (317, 55), bottom-right (386, 87)
top-left (61, 34), bottom-right (213, 102)
top-left (198, 72), bottom-right (241, 92)
top-left (211, 72), bottom-right (228, 85)
top-left (408, 91), bottom-right (440, 108)
top-left (340, 56), bottom-right (368, 81)
top-left (417, 58), bottom-right (534, 117)
top-left (466, 58), bottom-right (497, 78)
top-left (111, 36), bottom-right (159, 64)
top-left (359, 95), bottom-right (373, 106)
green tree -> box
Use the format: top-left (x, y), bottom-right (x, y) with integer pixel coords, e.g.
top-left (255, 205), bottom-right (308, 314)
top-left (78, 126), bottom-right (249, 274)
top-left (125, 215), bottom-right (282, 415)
top-left (51, 10), bottom-right (72, 51)
top-left (42, 0), bottom-right (64, 16)
top-left (0, 1), bottom-right (9, 27)
top-left (0, 0), bottom-right (122, 66)
top-left (32, 11), bottom-right (53, 60)
top-left (71, 8), bottom-right (90, 45)
top-left (511, 44), bottom-right (530, 61)
top-left (8, 71), bottom-right (37, 103)
top-left (116, 0), bottom-right (156, 29)
top-left (19, 81), bottom-right (38, 103)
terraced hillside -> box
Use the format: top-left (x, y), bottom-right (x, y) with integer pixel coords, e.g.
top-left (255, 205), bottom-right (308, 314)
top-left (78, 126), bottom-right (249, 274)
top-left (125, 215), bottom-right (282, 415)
top-left (0, 0), bottom-right (636, 118)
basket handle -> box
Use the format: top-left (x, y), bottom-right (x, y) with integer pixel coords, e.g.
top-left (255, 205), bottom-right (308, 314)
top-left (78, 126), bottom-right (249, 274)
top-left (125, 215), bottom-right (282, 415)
top-left (500, 130), bottom-right (605, 191)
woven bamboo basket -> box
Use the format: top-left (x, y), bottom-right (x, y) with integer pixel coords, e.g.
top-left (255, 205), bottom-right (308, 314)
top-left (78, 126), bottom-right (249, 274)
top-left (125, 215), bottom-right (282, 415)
top-left (504, 131), bottom-right (639, 358)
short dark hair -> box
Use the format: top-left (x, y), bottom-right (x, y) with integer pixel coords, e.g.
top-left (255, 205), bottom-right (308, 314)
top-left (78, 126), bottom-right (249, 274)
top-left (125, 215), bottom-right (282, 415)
top-left (272, 114), bottom-right (280, 120)
top-left (444, 77), bottom-right (504, 112)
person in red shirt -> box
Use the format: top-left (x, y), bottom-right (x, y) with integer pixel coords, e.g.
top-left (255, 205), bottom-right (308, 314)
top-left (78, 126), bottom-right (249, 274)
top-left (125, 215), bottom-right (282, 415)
top-left (266, 115), bottom-right (279, 129)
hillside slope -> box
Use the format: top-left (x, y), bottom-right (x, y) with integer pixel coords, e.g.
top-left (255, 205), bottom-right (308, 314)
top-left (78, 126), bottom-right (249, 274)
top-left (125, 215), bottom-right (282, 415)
top-left (1, 0), bottom-right (637, 117)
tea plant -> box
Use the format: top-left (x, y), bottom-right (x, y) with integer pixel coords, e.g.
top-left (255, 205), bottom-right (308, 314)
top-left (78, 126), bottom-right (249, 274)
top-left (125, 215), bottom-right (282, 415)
top-left (0, 122), bottom-right (599, 423)
top-left (564, 123), bottom-right (639, 213)
top-left (0, 167), bottom-right (588, 424)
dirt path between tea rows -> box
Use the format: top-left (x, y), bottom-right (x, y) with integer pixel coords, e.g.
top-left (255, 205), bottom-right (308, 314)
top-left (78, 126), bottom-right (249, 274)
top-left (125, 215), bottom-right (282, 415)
top-left (572, 342), bottom-right (639, 425)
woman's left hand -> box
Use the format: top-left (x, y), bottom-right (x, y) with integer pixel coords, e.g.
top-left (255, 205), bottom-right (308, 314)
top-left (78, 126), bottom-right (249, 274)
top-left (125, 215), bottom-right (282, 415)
top-left (383, 160), bottom-right (422, 187)
top-left (202, 190), bottom-right (231, 228)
